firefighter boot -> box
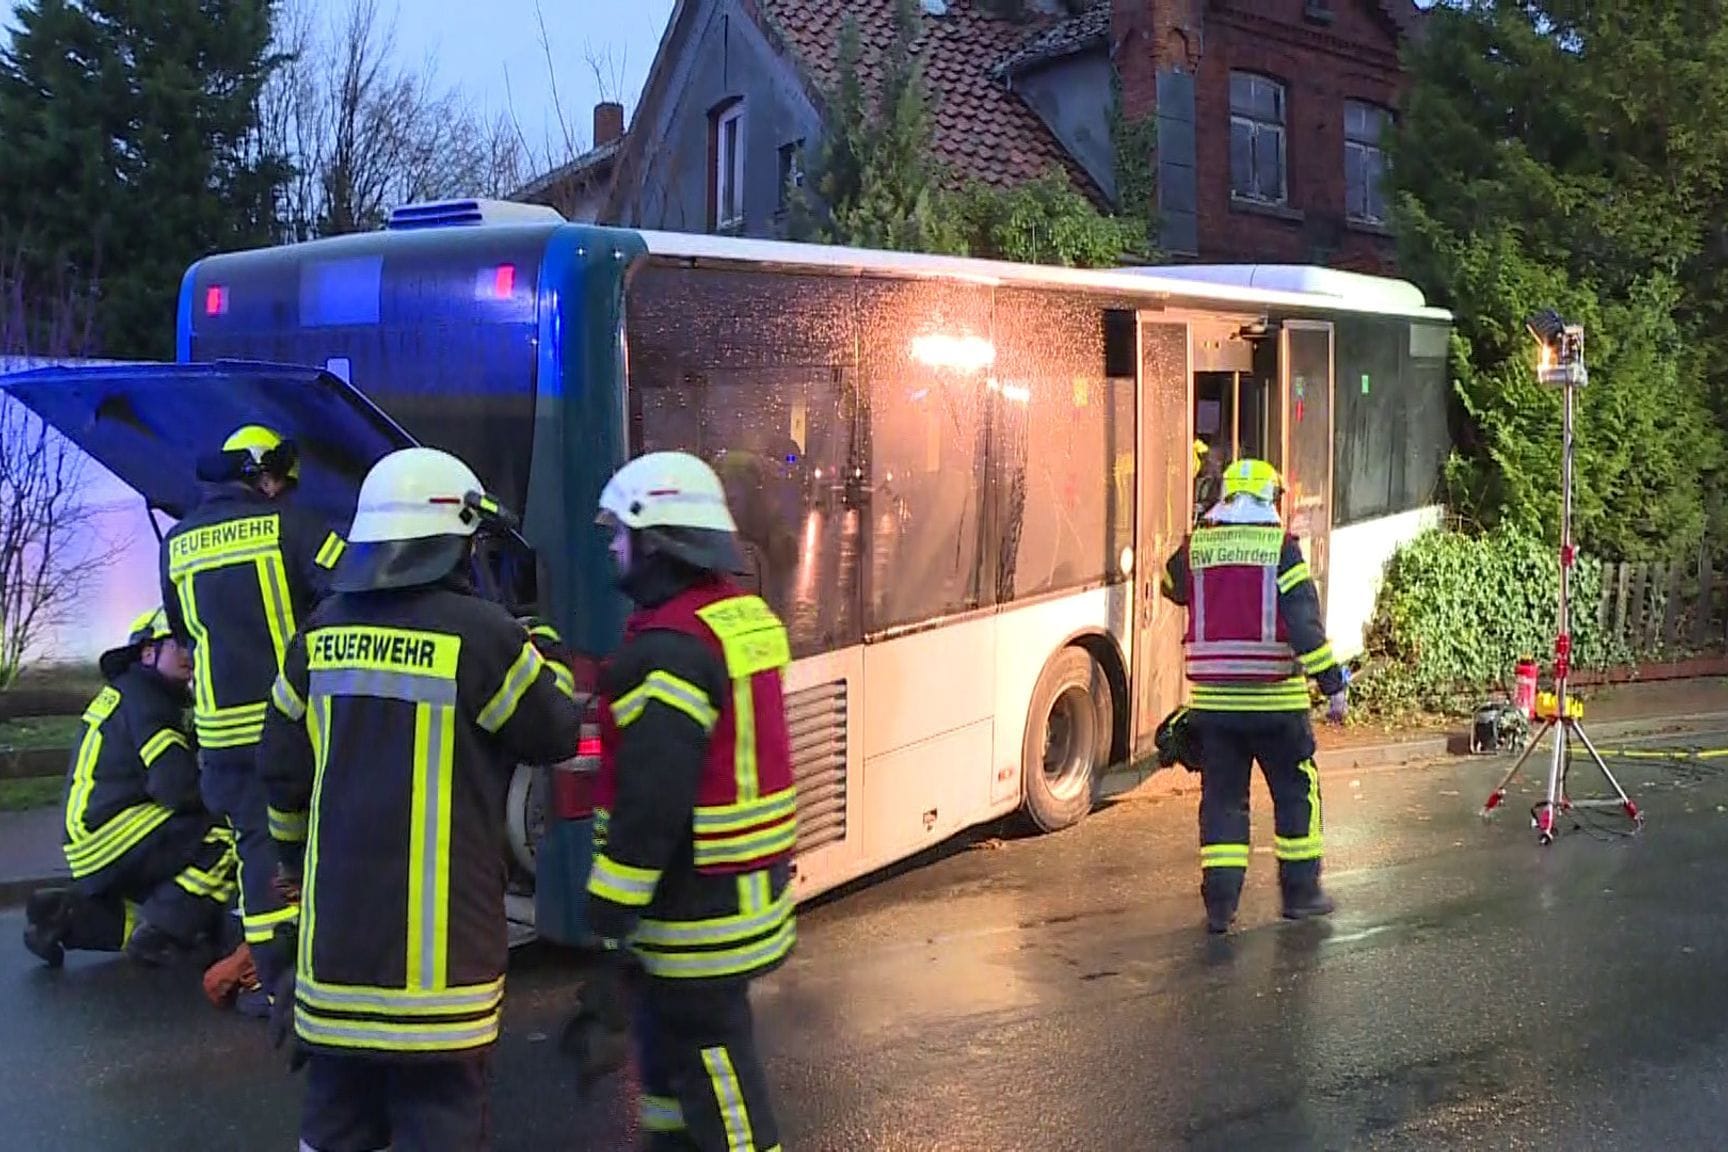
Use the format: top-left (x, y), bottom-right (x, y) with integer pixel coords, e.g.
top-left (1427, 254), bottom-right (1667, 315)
top-left (1201, 869), bottom-right (1243, 935)
top-left (23, 889), bottom-right (71, 968)
top-left (1279, 861), bottom-right (1336, 921)
top-left (124, 923), bottom-right (182, 968)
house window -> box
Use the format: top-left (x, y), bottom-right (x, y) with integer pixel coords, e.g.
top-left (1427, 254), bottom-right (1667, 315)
top-left (1345, 100), bottom-right (1392, 224)
top-left (712, 101), bottom-right (745, 230)
top-left (1229, 72), bottom-right (1286, 206)
top-left (777, 139), bottom-right (805, 212)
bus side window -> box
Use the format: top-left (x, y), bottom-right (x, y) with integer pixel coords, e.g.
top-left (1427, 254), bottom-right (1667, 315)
top-left (623, 261), bottom-right (864, 658)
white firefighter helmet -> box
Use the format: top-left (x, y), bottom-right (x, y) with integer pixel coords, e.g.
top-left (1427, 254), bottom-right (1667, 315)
top-left (597, 451), bottom-right (745, 574)
top-left (333, 447), bottom-right (508, 592)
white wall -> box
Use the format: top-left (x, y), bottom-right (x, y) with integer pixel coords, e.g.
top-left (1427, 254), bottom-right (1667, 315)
top-left (1327, 505), bottom-right (1443, 663)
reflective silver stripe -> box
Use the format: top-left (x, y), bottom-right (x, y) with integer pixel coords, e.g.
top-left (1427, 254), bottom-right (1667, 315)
top-left (632, 889), bottom-right (794, 948)
top-left (168, 541), bottom-right (281, 576)
top-left (271, 674), bottom-right (306, 720)
top-left (637, 918), bottom-right (797, 980)
top-left (419, 704), bottom-right (448, 989)
top-left (297, 975), bottom-right (503, 1014)
top-left (477, 643), bottom-right (543, 732)
top-left (1186, 658), bottom-right (1301, 677)
top-left (1191, 557), bottom-right (1206, 638)
top-left (1184, 640), bottom-right (1292, 659)
top-left (309, 668), bottom-right (458, 707)
top-left (1261, 565), bottom-right (1278, 641)
top-left (261, 555), bottom-right (296, 650)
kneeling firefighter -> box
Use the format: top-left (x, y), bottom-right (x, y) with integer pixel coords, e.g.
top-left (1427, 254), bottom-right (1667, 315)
top-left (255, 447), bottom-right (582, 1150)
top-left (562, 450), bottom-right (797, 1152)
top-left (1160, 458), bottom-right (1349, 934)
top-left (24, 609), bottom-right (238, 968)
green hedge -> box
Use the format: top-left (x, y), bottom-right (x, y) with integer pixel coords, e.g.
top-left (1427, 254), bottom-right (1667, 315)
top-left (1352, 525), bottom-right (1643, 715)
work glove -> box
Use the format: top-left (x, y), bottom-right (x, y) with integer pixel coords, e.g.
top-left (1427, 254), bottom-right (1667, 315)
top-left (558, 943), bottom-right (633, 1091)
top-left (1325, 665), bottom-right (1352, 725)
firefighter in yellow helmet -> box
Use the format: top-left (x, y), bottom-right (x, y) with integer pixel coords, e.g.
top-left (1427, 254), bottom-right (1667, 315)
top-left (158, 423), bottom-right (346, 1003)
top-left (23, 609), bottom-right (238, 968)
top-left (256, 446), bottom-right (582, 1149)
top-left (1160, 459), bottom-right (1349, 933)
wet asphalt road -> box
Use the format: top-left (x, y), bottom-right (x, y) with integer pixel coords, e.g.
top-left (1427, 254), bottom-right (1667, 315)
top-left (9, 726), bottom-right (1728, 1151)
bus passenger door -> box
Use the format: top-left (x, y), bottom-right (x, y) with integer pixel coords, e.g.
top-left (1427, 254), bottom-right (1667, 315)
top-left (1281, 321), bottom-right (1334, 614)
top-left (1130, 320), bottom-right (1192, 758)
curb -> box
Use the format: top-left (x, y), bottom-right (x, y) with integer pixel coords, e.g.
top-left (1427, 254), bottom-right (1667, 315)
top-left (0, 872), bottom-right (68, 910)
top-left (1101, 708), bottom-right (1728, 804)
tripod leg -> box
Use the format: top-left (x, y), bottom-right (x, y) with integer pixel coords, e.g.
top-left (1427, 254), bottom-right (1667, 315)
top-left (1569, 721), bottom-right (1645, 827)
top-left (1537, 720), bottom-right (1566, 845)
top-left (1481, 720), bottom-right (1554, 817)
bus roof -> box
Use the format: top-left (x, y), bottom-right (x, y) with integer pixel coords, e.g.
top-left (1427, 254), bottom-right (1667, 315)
top-left (634, 229), bottom-right (1452, 323)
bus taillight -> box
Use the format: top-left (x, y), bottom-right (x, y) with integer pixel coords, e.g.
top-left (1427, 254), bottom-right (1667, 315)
top-left (552, 715), bottom-right (602, 821)
top-left (493, 264), bottom-right (515, 298)
top-left (205, 285), bottom-right (229, 316)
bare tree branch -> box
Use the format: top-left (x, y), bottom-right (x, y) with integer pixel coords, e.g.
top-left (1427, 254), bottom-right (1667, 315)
top-left (0, 247), bottom-right (127, 687)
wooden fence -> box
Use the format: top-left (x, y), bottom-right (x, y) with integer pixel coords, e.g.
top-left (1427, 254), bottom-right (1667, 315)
top-left (1595, 546), bottom-right (1728, 656)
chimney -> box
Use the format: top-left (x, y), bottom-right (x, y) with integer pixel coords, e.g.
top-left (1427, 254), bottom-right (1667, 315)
top-left (594, 101), bottom-right (625, 147)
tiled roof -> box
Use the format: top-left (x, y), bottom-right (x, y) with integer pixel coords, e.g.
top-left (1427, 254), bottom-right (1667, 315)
top-left (992, 1), bottom-right (1109, 78)
top-left (753, 0), bottom-right (1108, 206)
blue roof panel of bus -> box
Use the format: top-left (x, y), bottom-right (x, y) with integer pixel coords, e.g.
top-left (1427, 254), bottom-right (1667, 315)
top-left (0, 359), bottom-right (416, 523)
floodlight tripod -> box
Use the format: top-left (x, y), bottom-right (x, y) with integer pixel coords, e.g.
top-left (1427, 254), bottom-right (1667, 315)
top-left (1478, 319), bottom-right (1644, 844)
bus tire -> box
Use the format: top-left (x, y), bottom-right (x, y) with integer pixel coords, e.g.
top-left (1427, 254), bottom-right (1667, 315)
top-left (1021, 646), bottom-right (1113, 834)
top-left (506, 764), bottom-right (544, 879)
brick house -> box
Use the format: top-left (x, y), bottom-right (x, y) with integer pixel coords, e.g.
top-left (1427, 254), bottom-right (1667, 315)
top-left (599, 0), bottom-right (1420, 272)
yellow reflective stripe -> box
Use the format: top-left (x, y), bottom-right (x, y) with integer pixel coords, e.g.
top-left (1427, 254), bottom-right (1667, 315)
top-left (1297, 643), bottom-right (1335, 674)
top-left (633, 885), bottom-right (792, 949)
top-left (588, 853), bottom-right (662, 907)
top-left (407, 701), bottom-right (457, 991)
top-left (1200, 843), bottom-right (1250, 869)
top-left (642, 1094), bottom-right (686, 1133)
top-left (1190, 679), bottom-right (1312, 712)
top-left (1277, 561), bottom-right (1312, 594)
top-left (297, 974), bottom-right (505, 1016)
top-left (258, 553), bottom-right (299, 670)
top-left (1302, 756), bottom-right (1321, 840)
top-left (193, 701), bottom-right (270, 748)
top-left (692, 819), bottom-right (797, 869)
top-left (476, 642), bottom-right (546, 733)
top-left (1274, 835), bottom-right (1324, 862)
top-left (63, 717), bottom-right (106, 841)
top-left (243, 903), bottom-right (300, 944)
top-left (175, 859), bottom-right (237, 902)
top-left (549, 660), bottom-right (576, 700)
top-left (294, 1007), bottom-right (501, 1053)
top-left (692, 788), bottom-right (798, 835)
top-left (636, 918), bottom-right (796, 980)
top-left (301, 694), bottom-right (332, 976)
top-left (612, 671), bottom-right (718, 732)
top-left (167, 514), bottom-right (281, 573)
top-left (315, 532), bottom-right (346, 570)
top-left (121, 900), bottom-right (139, 945)
top-left (269, 806), bottom-right (310, 843)
top-left (701, 1045), bottom-right (756, 1151)
top-left (271, 673), bottom-right (307, 721)
top-left (64, 803), bottom-right (175, 876)
top-left (139, 728), bottom-right (189, 767)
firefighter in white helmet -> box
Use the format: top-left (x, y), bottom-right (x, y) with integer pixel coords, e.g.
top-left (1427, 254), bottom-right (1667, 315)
top-left (562, 450), bottom-right (796, 1152)
top-left (256, 446), bottom-right (582, 1150)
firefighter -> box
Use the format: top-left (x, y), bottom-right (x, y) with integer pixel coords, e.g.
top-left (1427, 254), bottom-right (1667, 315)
top-left (159, 424), bottom-right (345, 994)
top-left (561, 450), bottom-right (797, 1152)
top-left (255, 446), bottom-right (581, 1151)
top-left (1160, 458), bottom-right (1349, 934)
top-left (22, 609), bottom-right (238, 968)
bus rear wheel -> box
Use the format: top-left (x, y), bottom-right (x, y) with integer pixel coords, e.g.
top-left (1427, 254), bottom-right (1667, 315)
top-left (1021, 646), bottom-right (1114, 833)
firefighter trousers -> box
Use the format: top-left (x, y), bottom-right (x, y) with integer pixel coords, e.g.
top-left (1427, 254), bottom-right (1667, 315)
top-left (53, 815), bottom-right (237, 952)
top-left (1191, 710), bottom-right (1325, 915)
top-left (201, 747), bottom-right (295, 985)
top-left (634, 976), bottom-right (781, 1152)
top-left (300, 1050), bottom-right (491, 1152)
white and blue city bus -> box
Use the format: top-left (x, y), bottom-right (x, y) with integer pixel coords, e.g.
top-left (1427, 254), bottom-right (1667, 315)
top-left (0, 199), bottom-right (1453, 946)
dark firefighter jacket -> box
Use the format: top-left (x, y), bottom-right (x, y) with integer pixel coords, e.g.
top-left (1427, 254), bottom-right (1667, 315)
top-left (586, 563), bottom-right (797, 985)
top-left (1161, 523), bottom-right (1346, 712)
top-left (257, 580), bottom-right (581, 1057)
top-left (62, 665), bottom-right (212, 885)
top-left (160, 483), bottom-right (345, 753)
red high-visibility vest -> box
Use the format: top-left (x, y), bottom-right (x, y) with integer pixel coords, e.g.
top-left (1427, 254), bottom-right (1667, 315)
top-left (595, 582), bottom-right (797, 874)
top-left (1181, 525), bottom-right (1300, 684)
